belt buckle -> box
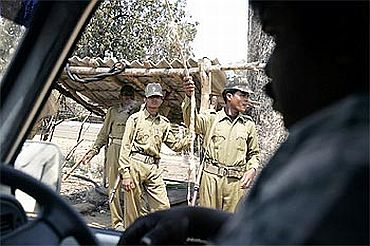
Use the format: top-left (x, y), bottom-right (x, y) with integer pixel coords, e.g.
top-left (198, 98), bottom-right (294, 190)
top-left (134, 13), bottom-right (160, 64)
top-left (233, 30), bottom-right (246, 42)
top-left (218, 166), bottom-right (228, 176)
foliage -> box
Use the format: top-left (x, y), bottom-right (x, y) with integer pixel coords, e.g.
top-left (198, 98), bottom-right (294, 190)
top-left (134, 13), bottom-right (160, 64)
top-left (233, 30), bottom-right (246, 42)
top-left (74, 0), bottom-right (198, 63)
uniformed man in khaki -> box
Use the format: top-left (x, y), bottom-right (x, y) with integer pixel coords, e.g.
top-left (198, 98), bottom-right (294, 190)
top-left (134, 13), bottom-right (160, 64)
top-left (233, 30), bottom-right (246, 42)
top-left (82, 85), bottom-right (139, 230)
top-left (119, 83), bottom-right (189, 227)
top-left (182, 77), bottom-right (260, 212)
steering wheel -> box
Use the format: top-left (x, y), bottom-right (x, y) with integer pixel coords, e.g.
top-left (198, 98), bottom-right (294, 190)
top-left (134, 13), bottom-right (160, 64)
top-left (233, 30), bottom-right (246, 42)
top-left (0, 164), bottom-right (98, 245)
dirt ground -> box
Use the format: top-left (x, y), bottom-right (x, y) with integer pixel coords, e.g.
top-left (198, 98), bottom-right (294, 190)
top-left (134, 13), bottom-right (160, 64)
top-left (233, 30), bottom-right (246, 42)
top-left (44, 121), bottom-right (194, 229)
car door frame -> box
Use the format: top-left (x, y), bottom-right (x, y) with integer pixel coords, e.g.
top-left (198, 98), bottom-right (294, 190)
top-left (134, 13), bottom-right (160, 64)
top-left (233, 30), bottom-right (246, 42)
top-left (0, 0), bottom-right (98, 165)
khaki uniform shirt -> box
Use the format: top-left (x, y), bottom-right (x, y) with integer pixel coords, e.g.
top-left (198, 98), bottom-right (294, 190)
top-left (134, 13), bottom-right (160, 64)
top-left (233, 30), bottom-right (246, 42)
top-left (182, 96), bottom-right (259, 171)
top-left (219, 94), bottom-right (369, 244)
top-left (119, 108), bottom-right (189, 177)
top-left (92, 103), bottom-right (139, 154)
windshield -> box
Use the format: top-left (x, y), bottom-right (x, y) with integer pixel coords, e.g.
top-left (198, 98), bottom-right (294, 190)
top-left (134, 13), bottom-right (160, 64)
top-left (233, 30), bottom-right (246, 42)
top-left (0, 0), bottom-right (283, 232)
top-left (0, 0), bottom-right (200, 230)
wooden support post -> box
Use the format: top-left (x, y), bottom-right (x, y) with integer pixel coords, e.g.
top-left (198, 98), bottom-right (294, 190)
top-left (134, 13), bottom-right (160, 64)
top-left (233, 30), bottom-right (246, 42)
top-left (64, 62), bottom-right (265, 77)
top-left (199, 58), bottom-right (212, 113)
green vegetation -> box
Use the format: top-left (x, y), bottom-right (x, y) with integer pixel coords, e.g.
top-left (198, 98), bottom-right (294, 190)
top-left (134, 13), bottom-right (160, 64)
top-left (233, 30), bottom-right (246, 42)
top-left (74, 0), bottom-right (198, 62)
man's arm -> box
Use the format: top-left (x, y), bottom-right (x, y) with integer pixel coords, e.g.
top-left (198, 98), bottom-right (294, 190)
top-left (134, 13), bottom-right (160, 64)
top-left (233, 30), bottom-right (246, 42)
top-left (163, 123), bottom-right (190, 152)
top-left (81, 108), bottom-right (112, 164)
top-left (246, 122), bottom-right (260, 171)
top-left (118, 115), bottom-right (137, 191)
top-left (91, 107), bottom-right (113, 154)
top-left (240, 121), bottom-right (260, 189)
top-left (118, 115), bottom-right (135, 178)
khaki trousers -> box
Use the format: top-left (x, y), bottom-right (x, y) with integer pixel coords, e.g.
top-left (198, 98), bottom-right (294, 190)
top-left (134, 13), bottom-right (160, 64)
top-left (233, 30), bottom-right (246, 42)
top-left (124, 159), bottom-right (170, 228)
top-left (106, 143), bottom-right (124, 228)
top-left (199, 171), bottom-right (246, 212)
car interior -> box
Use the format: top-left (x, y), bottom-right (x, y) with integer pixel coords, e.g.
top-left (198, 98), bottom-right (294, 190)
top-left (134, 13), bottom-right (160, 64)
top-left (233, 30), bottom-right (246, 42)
top-left (2, 0), bottom-right (369, 245)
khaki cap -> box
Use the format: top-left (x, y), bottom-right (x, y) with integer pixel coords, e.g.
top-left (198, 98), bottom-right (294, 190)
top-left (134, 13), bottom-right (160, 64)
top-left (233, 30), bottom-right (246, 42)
top-left (223, 82), bottom-right (254, 94)
top-left (145, 83), bottom-right (164, 97)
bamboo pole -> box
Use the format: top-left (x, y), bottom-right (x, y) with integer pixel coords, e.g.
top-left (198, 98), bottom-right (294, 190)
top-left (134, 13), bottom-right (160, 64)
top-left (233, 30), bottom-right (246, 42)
top-left (63, 152), bottom-right (88, 181)
top-left (164, 0), bottom-right (197, 206)
top-left (199, 58), bottom-right (212, 113)
top-left (63, 62), bottom-right (265, 77)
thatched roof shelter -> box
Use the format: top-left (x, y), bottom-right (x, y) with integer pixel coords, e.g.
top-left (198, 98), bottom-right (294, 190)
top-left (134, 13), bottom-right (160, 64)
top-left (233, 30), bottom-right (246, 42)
top-left (57, 57), bottom-right (227, 123)
top-left (56, 56), bottom-right (265, 123)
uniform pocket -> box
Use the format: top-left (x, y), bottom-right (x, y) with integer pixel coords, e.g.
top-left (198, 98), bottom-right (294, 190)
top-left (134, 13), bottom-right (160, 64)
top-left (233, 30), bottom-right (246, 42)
top-left (136, 128), bottom-right (149, 144)
top-left (116, 122), bottom-right (126, 134)
top-left (211, 134), bottom-right (226, 149)
top-left (236, 136), bottom-right (247, 152)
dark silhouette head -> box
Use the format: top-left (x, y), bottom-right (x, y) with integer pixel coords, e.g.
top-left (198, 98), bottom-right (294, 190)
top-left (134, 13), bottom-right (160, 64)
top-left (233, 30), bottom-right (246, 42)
top-left (120, 85), bottom-right (135, 97)
top-left (251, 1), bottom-right (369, 128)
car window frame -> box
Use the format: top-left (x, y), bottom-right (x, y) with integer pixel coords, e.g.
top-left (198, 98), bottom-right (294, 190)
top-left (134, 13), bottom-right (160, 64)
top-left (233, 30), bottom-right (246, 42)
top-left (0, 1), bottom-right (99, 165)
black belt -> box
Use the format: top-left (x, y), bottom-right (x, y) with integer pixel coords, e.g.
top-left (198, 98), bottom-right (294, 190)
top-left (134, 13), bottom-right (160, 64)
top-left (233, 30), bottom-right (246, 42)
top-left (109, 136), bottom-right (122, 145)
top-left (203, 159), bottom-right (245, 179)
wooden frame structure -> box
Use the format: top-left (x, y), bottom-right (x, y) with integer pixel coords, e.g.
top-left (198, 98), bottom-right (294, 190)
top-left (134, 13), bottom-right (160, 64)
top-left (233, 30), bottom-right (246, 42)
top-left (57, 56), bottom-right (264, 123)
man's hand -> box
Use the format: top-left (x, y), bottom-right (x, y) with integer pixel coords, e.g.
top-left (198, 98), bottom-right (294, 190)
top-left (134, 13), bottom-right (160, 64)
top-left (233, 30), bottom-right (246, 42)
top-left (81, 150), bottom-right (95, 165)
top-left (240, 168), bottom-right (257, 189)
top-left (183, 76), bottom-right (195, 97)
top-left (122, 177), bottom-right (135, 191)
top-left (118, 207), bottom-right (232, 245)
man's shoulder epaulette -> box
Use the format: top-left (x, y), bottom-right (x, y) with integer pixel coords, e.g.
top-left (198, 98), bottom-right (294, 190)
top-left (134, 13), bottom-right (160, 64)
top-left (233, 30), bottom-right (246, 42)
top-left (110, 105), bottom-right (124, 115)
top-left (241, 114), bottom-right (254, 122)
top-left (104, 106), bottom-right (115, 116)
top-left (159, 115), bottom-right (170, 123)
top-left (130, 111), bottom-right (141, 120)
top-left (205, 109), bottom-right (217, 115)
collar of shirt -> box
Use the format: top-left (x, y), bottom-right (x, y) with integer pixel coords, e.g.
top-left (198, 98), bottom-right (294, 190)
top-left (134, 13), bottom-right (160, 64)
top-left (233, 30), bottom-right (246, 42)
top-left (218, 108), bottom-right (246, 123)
top-left (117, 103), bottom-right (131, 113)
top-left (143, 107), bottom-right (161, 121)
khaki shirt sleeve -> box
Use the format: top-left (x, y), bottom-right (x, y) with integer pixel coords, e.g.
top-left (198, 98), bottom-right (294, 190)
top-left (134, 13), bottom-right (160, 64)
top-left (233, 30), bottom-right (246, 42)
top-left (181, 96), bottom-right (209, 135)
top-left (246, 121), bottom-right (260, 171)
top-left (92, 108), bottom-right (112, 154)
top-left (118, 115), bottom-right (135, 178)
top-left (163, 123), bottom-right (190, 152)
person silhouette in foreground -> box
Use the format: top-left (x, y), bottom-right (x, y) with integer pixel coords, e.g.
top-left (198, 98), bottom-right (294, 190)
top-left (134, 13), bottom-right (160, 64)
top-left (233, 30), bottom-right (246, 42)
top-left (119, 1), bottom-right (369, 244)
